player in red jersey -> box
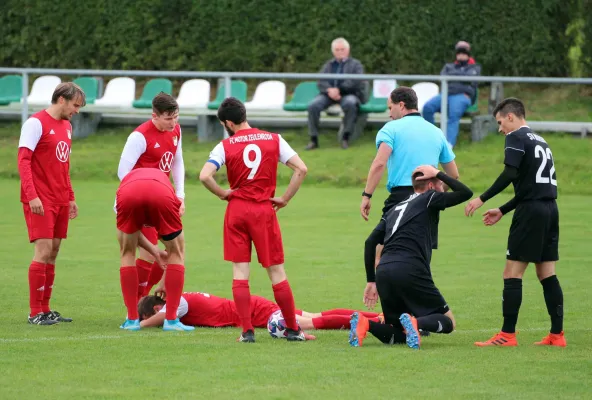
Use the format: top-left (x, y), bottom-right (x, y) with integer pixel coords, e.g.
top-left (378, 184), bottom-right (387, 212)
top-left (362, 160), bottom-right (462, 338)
top-left (18, 82), bottom-right (86, 325)
top-left (117, 93), bottom-right (185, 302)
top-left (116, 168), bottom-right (192, 332)
top-left (138, 292), bottom-right (381, 333)
top-left (199, 97), bottom-right (308, 343)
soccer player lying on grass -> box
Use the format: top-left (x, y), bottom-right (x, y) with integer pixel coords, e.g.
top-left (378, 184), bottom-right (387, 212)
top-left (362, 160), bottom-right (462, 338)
top-left (349, 165), bottom-right (472, 350)
top-left (138, 291), bottom-right (382, 336)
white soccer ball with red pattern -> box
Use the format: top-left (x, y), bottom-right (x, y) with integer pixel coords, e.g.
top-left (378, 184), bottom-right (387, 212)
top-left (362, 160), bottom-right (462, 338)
top-left (267, 310), bottom-right (299, 338)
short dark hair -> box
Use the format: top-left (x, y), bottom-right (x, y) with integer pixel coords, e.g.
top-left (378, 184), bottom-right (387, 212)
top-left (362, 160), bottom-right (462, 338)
top-left (493, 97), bottom-right (526, 119)
top-left (152, 92), bottom-right (179, 116)
top-left (412, 171), bottom-right (439, 191)
top-left (217, 97), bottom-right (247, 124)
top-left (138, 295), bottom-right (166, 320)
top-left (390, 87), bottom-right (418, 110)
top-left (51, 82), bottom-right (86, 106)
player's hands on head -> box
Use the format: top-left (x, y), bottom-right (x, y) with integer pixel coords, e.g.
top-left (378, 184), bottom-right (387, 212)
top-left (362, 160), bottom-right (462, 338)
top-left (68, 201), bottom-right (78, 219)
top-left (29, 197), bottom-right (44, 216)
top-left (363, 282), bottom-right (378, 310)
top-left (465, 197), bottom-right (484, 217)
top-left (155, 282), bottom-right (166, 300)
top-left (413, 165), bottom-right (439, 180)
top-left (270, 196), bottom-right (288, 211)
top-left (360, 196), bottom-right (371, 221)
top-left (178, 199), bottom-right (185, 217)
top-left (483, 208), bottom-right (503, 226)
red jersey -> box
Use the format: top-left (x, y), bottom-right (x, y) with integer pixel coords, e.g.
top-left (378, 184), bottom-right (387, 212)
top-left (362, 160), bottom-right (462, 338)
top-left (207, 128), bottom-right (297, 202)
top-left (118, 167), bottom-right (175, 194)
top-left (18, 110), bottom-right (74, 206)
top-left (129, 120), bottom-right (181, 176)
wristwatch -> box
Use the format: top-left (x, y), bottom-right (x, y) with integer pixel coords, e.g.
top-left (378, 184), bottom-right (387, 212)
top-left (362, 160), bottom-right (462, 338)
top-left (362, 191), bottom-right (373, 199)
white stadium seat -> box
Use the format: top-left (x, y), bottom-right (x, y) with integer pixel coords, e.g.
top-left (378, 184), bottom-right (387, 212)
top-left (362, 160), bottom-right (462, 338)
top-left (176, 79), bottom-right (210, 109)
top-left (373, 79), bottom-right (397, 98)
top-left (27, 75), bottom-right (61, 106)
top-left (94, 77), bottom-right (136, 108)
top-left (412, 82), bottom-right (439, 114)
top-left (245, 80), bottom-right (286, 110)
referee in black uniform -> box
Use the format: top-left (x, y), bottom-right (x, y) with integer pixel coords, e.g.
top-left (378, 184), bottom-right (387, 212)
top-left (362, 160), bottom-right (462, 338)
top-left (465, 98), bottom-right (565, 347)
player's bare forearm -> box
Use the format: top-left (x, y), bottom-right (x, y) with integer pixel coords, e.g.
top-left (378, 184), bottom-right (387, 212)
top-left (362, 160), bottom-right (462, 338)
top-left (364, 143), bottom-right (391, 194)
top-left (199, 163), bottom-right (228, 199)
top-left (138, 233), bottom-right (159, 258)
top-left (281, 155), bottom-right (308, 202)
top-left (441, 160), bottom-right (459, 191)
top-left (140, 312), bottom-right (166, 328)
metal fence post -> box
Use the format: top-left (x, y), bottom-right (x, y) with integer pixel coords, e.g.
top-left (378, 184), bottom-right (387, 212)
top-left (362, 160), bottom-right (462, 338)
top-left (440, 78), bottom-right (448, 142)
top-left (223, 75), bottom-right (232, 139)
top-left (21, 71), bottom-right (29, 125)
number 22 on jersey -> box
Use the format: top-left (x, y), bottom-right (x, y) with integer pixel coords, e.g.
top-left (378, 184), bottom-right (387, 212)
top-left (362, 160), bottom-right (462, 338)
top-left (534, 145), bottom-right (557, 186)
top-left (243, 144), bottom-right (262, 179)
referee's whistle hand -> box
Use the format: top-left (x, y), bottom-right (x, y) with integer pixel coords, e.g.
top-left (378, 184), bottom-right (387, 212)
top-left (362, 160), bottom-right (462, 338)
top-left (360, 197), bottom-right (371, 221)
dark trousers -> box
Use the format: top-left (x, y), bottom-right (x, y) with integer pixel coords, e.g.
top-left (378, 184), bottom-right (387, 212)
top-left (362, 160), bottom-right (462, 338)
top-left (364, 187), bottom-right (415, 273)
top-left (307, 94), bottom-right (360, 140)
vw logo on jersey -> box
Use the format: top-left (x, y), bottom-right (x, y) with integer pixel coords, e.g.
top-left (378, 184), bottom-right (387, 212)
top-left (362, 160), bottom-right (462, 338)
top-left (159, 151), bottom-right (174, 172)
top-left (56, 141), bottom-right (70, 163)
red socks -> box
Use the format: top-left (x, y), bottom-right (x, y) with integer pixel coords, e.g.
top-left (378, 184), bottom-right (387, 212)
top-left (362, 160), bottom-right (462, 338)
top-left (312, 315), bottom-right (352, 330)
top-left (144, 261), bottom-right (164, 296)
top-left (232, 279), bottom-right (254, 332)
top-left (120, 266), bottom-right (139, 320)
top-left (28, 261), bottom-right (46, 317)
top-left (321, 309), bottom-right (380, 318)
top-left (41, 263), bottom-right (55, 313)
top-left (164, 264), bottom-right (185, 321)
top-left (272, 280), bottom-right (298, 331)
top-left (135, 259), bottom-right (152, 301)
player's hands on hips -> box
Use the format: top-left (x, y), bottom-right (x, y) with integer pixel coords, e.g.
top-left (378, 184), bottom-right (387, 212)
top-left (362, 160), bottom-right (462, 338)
top-left (270, 196), bottom-right (288, 211)
top-left (413, 165), bottom-right (439, 180)
top-left (360, 196), bottom-right (371, 221)
top-left (363, 282), bottom-right (378, 310)
top-left (483, 208), bottom-right (503, 226)
top-left (178, 199), bottom-right (185, 217)
top-left (219, 189), bottom-right (233, 201)
top-left (68, 201), bottom-right (78, 219)
top-left (29, 197), bottom-right (44, 216)
top-left (465, 197), bottom-right (484, 217)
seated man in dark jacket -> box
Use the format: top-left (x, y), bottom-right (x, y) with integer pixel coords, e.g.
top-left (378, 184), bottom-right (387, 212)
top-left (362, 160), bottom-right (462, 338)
top-left (422, 41), bottom-right (481, 147)
top-left (306, 38), bottom-right (367, 150)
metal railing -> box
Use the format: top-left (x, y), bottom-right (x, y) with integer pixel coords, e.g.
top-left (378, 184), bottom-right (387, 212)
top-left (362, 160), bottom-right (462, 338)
top-left (1, 67), bottom-right (591, 138)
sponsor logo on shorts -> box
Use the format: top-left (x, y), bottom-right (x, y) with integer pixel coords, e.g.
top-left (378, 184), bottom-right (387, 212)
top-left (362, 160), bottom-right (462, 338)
top-left (56, 141), bottom-right (70, 162)
top-left (159, 151), bottom-right (174, 172)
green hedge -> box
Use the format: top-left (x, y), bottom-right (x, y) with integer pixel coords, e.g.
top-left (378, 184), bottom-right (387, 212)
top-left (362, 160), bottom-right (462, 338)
top-left (0, 0), bottom-right (576, 77)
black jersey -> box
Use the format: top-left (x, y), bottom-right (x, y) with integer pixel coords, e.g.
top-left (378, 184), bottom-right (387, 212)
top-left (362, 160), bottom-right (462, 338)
top-left (504, 127), bottom-right (557, 201)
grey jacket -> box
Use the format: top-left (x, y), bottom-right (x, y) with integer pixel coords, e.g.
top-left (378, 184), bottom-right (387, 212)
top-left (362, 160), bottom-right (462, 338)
top-left (440, 62), bottom-right (481, 102)
top-left (317, 57), bottom-right (368, 103)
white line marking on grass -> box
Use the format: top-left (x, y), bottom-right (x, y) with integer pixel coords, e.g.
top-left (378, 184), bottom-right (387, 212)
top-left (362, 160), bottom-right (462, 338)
top-left (0, 327), bottom-right (590, 344)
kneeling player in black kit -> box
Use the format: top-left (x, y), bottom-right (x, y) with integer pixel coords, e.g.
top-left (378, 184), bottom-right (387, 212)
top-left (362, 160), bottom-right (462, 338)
top-left (349, 165), bottom-right (472, 349)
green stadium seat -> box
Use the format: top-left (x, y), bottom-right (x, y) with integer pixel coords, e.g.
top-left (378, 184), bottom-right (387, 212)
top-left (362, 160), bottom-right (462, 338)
top-left (359, 92), bottom-right (387, 114)
top-left (283, 82), bottom-right (319, 111)
top-left (0, 75), bottom-right (23, 106)
top-left (73, 77), bottom-right (99, 104)
top-left (133, 78), bottom-right (173, 108)
top-left (207, 80), bottom-right (248, 110)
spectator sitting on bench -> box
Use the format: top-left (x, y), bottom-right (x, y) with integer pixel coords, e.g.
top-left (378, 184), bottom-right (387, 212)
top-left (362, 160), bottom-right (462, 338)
top-left (422, 41), bottom-right (481, 147)
top-left (306, 37), bottom-right (367, 150)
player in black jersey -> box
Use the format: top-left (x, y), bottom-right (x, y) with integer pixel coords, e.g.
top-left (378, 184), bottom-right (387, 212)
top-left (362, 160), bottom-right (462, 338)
top-left (465, 98), bottom-right (566, 347)
top-left (349, 165), bottom-right (472, 350)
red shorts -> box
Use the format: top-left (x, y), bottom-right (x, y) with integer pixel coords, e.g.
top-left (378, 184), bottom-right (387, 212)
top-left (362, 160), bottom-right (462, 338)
top-left (23, 203), bottom-right (69, 242)
top-left (224, 199), bottom-right (284, 268)
top-left (141, 226), bottom-right (158, 245)
top-left (116, 180), bottom-right (182, 238)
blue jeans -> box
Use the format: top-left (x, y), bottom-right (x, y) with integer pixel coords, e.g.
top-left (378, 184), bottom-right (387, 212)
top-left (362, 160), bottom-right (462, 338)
top-left (422, 94), bottom-right (471, 146)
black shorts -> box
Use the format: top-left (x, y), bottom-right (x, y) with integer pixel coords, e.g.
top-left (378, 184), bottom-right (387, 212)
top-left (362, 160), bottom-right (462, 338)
top-left (375, 261), bottom-right (449, 324)
top-left (381, 186), bottom-right (415, 214)
top-left (507, 199), bottom-right (559, 263)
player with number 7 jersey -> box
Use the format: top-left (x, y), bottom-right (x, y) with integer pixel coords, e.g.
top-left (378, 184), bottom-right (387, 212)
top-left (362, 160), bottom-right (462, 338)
top-left (465, 98), bottom-right (565, 348)
top-left (199, 97), bottom-right (309, 343)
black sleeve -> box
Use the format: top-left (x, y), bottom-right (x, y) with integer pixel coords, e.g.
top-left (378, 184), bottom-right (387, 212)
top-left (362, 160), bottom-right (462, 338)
top-left (427, 172), bottom-right (474, 210)
top-left (479, 165), bottom-right (519, 203)
top-left (504, 133), bottom-right (525, 168)
top-left (499, 197), bottom-right (519, 215)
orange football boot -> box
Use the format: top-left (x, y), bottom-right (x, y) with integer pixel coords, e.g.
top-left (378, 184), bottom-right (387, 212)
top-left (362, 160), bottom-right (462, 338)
top-left (474, 331), bottom-right (518, 347)
top-left (348, 312), bottom-right (369, 347)
top-left (534, 331), bottom-right (566, 347)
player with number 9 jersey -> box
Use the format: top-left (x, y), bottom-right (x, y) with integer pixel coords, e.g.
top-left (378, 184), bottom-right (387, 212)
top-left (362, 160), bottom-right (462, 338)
top-left (199, 97), bottom-right (309, 342)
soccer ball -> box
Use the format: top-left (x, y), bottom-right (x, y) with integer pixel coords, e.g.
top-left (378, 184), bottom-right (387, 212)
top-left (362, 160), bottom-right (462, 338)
top-left (267, 310), bottom-right (299, 339)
